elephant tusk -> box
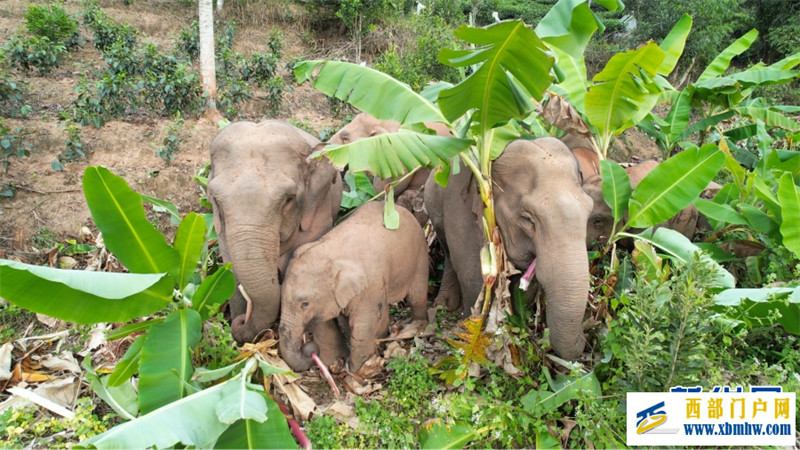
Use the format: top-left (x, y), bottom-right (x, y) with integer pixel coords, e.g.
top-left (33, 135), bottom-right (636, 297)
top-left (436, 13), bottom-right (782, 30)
top-left (519, 258), bottom-right (537, 291)
top-left (310, 352), bottom-right (340, 398)
top-left (238, 284), bottom-right (254, 324)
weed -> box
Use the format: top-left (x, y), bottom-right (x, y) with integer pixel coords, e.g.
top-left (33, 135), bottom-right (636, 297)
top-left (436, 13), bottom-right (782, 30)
top-left (603, 253), bottom-right (727, 392)
top-left (0, 398), bottom-right (112, 447)
top-left (194, 313), bottom-right (238, 371)
top-left (0, 119), bottom-right (32, 172)
top-left (53, 119), bottom-right (86, 171)
top-left (154, 113), bottom-right (185, 164)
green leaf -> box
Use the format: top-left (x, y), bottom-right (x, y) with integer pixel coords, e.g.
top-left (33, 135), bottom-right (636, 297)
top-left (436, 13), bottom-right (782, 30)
top-left (173, 212), bottom-right (206, 289)
top-left (294, 60), bottom-right (445, 124)
top-left (215, 395), bottom-right (297, 449)
top-left (83, 166), bottom-right (180, 277)
top-left (83, 357), bottom-right (138, 421)
top-left (739, 203), bottom-right (779, 236)
top-left (438, 20), bottom-right (554, 127)
top-left (0, 259), bottom-right (172, 324)
top-left (521, 372), bottom-right (601, 416)
top-left (216, 376), bottom-right (268, 424)
top-left (193, 360), bottom-right (247, 384)
top-left (383, 193), bottom-right (400, 230)
top-left (107, 334), bottom-right (144, 387)
top-left (106, 318), bottom-right (162, 340)
top-left (138, 308), bottom-right (202, 415)
top-left (778, 172), bottom-right (800, 259)
top-left (661, 88), bottom-right (693, 146)
top-left (693, 198), bottom-right (749, 226)
top-left (697, 29), bottom-right (758, 82)
top-left (191, 263), bottom-right (235, 322)
top-left (419, 419), bottom-right (477, 450)
top-left (586, 42), bottom-right (666, 135)
top-left (658, 14), bottom-right (692, 75)
top-left (536, 0), bottom-right (602, 112)
top-left (627, 144), bottom-right (725, 228)
top-left (620, 228), bottom-right (735, 289)
top-left (715, 287), bottom-right (800, 334)
top-left (80, 380), bottom-right (231, 449)
top-left (735, 106), bottom-right (800, 131)
top-left (315, 131), bottom-right (471, 180)
top-left (141, 194), bottom-right (181, 226)
top-left (599, 159), bottom-right (631, 223)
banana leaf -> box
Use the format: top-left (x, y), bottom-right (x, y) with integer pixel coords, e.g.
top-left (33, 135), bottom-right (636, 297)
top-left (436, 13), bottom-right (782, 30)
top-left (536, 0), bottom-right (602, 112)
top-left (628, 144), bottom-right (725, 228)
top-left (138, 308), bottom-right (202, 414)
top-left (437, 20), bottom-right (554, 128)
top-left (294, 60), bottom-right (445, 124)
top-left (83, 166), bottom-right (180, 278)
top-left (0, 259), bottom-right (172, 323)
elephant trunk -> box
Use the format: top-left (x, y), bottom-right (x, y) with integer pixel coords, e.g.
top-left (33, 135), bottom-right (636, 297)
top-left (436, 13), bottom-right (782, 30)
top-left (279, 319), bottom-right (314, 371)
top-left (535, 241), bottom-right (589, 360)
top-left (228, 223), bottom-right (282, 344)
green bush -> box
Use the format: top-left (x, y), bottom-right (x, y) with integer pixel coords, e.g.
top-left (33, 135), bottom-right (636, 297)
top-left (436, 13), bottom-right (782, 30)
top-left (2, 35), bottom-right (67, 76)
top-left (52, 119), bottom-right (86, 171)
top-left (0, 63), bottom-right (30, 118)
top-left (374, 14), bottom-right (461, 91)
top-left (24, 3), bottom-right (81, 48)
top-left (0, 118), bottom-right (32, 172)
top-left (82, 2), bottom-right (138, 53)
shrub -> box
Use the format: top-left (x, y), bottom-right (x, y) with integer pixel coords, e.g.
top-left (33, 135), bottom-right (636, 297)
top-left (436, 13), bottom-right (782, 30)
top-left (52, 119), bottom-right (86, 171)
top-left (82, 2), bottom-right (138, 53)
top-left (2, 35), bottom-right (67, 76)
top-left (0, 118), bottom-right (32, 172)
top-left (24, 3), bottom-right (81, 48)
top-left (0, 62), bottom-right (30, 118)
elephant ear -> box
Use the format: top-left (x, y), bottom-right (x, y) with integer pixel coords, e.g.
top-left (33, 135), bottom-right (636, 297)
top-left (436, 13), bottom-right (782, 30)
top-left (333, 260), bottom-right (366, 311)
top-left (301, 151), bottom-right (341, 231)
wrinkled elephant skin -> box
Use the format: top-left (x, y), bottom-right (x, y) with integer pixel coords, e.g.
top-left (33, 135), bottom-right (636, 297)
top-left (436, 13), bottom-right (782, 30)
top-left (208, 120), bottom-right (343, 344)
top-left (425, 137), bottom-right (593, 360)
top-left (279, 201), bottom-right (429, 373)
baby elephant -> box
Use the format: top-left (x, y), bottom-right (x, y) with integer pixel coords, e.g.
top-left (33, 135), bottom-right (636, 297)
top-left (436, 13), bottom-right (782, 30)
top-left (279, 201), bottom-right (429, 373)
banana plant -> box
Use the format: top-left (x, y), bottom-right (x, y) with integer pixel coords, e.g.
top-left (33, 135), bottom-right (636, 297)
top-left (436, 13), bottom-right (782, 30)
top-left (0, 166), bottom-right (296, 448)
top-left (637, 29), bottom-right (800, 156)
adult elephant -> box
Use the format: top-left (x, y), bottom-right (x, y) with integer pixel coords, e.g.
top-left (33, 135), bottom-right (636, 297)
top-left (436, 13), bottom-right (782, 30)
top-left (425, 137), bottom-right (593, 360)
top-left (208, 120), bottom-right (343, 344)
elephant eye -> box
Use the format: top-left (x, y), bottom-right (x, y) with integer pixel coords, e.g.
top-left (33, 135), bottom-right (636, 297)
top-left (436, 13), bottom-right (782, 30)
top-left (300, 301), bottom-right (310, 310)
top-left (521, 213), bottom-right (535, 229)
top-left (284, 195), bottom-right (295, 206)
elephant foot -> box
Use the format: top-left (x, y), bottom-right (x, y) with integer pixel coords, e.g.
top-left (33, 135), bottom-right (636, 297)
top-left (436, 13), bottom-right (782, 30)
top-left (433, 291), bottom-right (461, 312)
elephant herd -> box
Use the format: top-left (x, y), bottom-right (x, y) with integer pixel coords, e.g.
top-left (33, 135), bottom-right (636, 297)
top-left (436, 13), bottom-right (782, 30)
top-left (207, 115), bottom-right (696, 374)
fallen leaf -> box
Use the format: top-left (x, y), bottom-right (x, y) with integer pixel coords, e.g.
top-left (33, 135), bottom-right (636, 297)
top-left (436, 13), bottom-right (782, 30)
top-left (7, 385), bottom-right (75, 418)
top-left (79, 324), bottom-right (109, 356)
top-left (0, 343), bottom-right (13, 382)
top-left (352, 354), bottom-right (384, 379)
top-left (35, 314), bottom-right (63, 328)
top-left (39, 351), bottom-right (81, 374)
top-left (327, 398), bottom-right (360, 429)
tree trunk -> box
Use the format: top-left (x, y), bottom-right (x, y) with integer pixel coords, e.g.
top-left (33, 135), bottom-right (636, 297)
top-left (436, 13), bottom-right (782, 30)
top-left (199, 0), bottom-right (220, 119)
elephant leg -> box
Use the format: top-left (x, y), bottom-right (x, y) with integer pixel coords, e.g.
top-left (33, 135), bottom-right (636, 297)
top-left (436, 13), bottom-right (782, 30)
top-left (434, 254), bottom-right (462, 311)
top-left (348, 310), bottom-right (378, 373)
top-left (375, 300), bottom-right (390, 339)
top-left (227, 287), bottom-right (245, 322)
top-left (309, 319), bottom-right (347, 368)
top-left (408, 262), bottom-right (430, 322)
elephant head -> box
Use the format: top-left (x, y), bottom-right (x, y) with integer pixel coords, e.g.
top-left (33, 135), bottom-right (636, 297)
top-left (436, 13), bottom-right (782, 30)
top-left (492, 138), bottom-right (594, 359)
top-left (278, 257), bottom-right (360, 372)
top-left (208, 120), bottom-right (343, 344)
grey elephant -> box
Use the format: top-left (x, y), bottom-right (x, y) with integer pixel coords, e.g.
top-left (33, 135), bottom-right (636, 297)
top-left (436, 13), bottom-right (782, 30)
top-left (329, 113), bottom-right (453, 224)
top-left (208, 120), bottom-right (343, 344)
top-left (279, 201), bottom-right (429, 373)
top-left (583, 160), bottom-right (721, 247)
top-left (425, 137), bottom-right (593, 360)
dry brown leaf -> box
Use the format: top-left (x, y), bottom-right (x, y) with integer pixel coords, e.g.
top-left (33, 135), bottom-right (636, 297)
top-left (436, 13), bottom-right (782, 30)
top-left (327, 398), bottom-right (360, 429)
top-left (541, 93), bottom-right (592, 138)
top-left (12, 362), bottom-right (53, 383)
top-left (35, 314), bottom-right (63, 328)
top-left (39, 351), bottom-right (81, 374)
top-left (79, 324), bottom-right (109, 356)
top-left (559, 418), bottom-right (578, 447)
top-left (380, 319), bottom-right (428, 342)
top-left (261, 353), bottom-right (318, 421)
top-left (382, 341), bottom-right (406, 361)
